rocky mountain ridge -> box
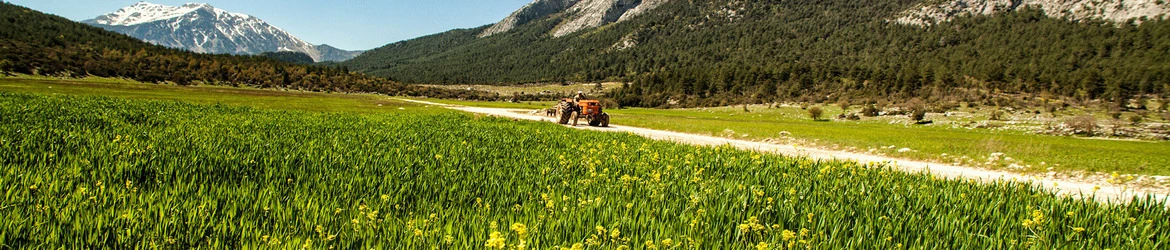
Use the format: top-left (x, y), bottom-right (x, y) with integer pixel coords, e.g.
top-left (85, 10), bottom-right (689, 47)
top-left (895, 0), bottom-right (1170, 25)
top-left (479, 0), bottom-right (670, 38)
top-left (84, 2), bottom-right (361, 62)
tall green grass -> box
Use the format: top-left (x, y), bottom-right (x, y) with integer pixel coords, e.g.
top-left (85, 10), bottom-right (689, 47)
top-left (1, 93), bottom-right (1166, 249)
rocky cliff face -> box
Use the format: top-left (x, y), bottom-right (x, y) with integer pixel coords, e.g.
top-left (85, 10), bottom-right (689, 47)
top-left (479, 0), bottom-right (670, 38)
top-left (479, 0), bottom-right (578, 37)
top-left (895, 0), bottom-right (1170, 25)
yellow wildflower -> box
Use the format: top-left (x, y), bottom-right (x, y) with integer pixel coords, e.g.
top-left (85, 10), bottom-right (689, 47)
top-left (511, 223), bottom-right (528, 237)
top-left (485, 231), bottom-right (505, 249)
top-left (1073, 227), bottom-right (1086, 233)
top-left (756, 242), bottom-right (770, 250)
top-left (570, 243), bottom-right (584, 250)
top-left (661, 238), bottom-right (673, 247)
top-left (781, 230), bottom-right (796, 241)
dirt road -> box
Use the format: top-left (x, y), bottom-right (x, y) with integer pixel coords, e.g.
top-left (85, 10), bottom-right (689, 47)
top-left (399, 98), bottom-right (1168, 204)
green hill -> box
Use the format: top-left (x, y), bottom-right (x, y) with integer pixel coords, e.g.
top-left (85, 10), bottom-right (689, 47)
top-left (260, 51), bottom-right (315, 65)
top-left (0, 2), bottom-right (474, 99)
top-left (343, 0), bottom-right (1170, 107)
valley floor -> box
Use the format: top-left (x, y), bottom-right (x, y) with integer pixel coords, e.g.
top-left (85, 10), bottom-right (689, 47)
top-left (3, 76), bottom-right (1168, 248)
top-left (398, 98), bottom-right (1170, 204)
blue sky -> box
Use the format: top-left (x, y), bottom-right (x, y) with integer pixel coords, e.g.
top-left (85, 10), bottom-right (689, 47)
top-left (8, 0), bottom-right (532, 51)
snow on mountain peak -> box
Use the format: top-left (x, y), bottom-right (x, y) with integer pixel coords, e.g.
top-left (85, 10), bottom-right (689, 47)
top-left (91, 2), bottom-right (250, 26)
top-left (83, 2), bottom-right (362, 62)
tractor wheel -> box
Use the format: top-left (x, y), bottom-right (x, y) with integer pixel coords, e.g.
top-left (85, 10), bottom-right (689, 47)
top-left (600, 113), bottom-right (610, 127)
top-left (557, 108), bottom-right (572, 125)
top-left (588, 115), bottom-right (601, 127)
top-left (570, 111), bottom-right (580, 126)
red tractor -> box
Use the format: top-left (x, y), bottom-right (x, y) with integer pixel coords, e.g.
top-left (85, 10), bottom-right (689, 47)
top-left (554, 98), bottom-right (610, 127)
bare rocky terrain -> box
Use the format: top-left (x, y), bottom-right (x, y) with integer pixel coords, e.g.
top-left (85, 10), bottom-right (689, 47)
top-left (896, 0), bottom-right (1170, 25)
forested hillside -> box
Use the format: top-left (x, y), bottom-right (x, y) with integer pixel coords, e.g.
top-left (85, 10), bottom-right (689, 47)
top-left (344, 0), bottom-right (1170, 107)
top-left (0, 3), bottom-right (477, 99)
top-left (260, 51), bottom-right (315, 64)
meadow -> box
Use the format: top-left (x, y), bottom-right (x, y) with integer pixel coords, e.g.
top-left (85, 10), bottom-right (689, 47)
top-left (1, 86), bottom-right (1167, 248)
top-left (417, 98), bottom-right (1170, 177)
top-left (0, 75), bottom-right (415, 114)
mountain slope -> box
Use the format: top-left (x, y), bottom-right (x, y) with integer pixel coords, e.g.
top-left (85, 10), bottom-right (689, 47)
top-left (0, 2), bottom-right (478, 99)
top-left (895, 0), bottom-right (1170, 25)
top-left (83, 2), bottom-right (361, 62)
top-left (344, 0), bottom-right (1170, 107)
top-left (479, 0), bottom-right (670, 38)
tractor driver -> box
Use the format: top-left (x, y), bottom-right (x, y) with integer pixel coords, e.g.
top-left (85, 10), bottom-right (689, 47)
top-left (573, 91), bottom-right (586, 102)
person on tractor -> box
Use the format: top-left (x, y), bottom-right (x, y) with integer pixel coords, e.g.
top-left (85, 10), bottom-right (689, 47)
top-left (573, 91), bottom-right (586, 103)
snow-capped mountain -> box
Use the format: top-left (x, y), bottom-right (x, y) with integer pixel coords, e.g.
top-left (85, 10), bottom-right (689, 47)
top-left (84, 2), bottom-right (361, 62)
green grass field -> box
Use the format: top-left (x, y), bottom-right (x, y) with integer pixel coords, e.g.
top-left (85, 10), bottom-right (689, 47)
top-left (0, 75), bottom-right (420, 114)
top-left (417, 98), bottom-right (1170, 177)
top-left (10, 75), bottom-right (1162, 176)
top-left (3, 89), bottom-right (1168, 248)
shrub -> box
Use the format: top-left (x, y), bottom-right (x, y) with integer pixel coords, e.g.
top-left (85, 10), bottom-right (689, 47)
top-left (861, 104), bottom-right (879, 117)
top-left (1129, 114), bottom-right (1143, 126)
top-left (1066, 115), bottom-right (1098, 136)
top-left (990, 110), bottom-right (1006, 121)
top-left (808, 106), bottom-right (824, 121)
top-left (836, 99), bottom-right (851, 114)
top-left (600, 98), bottom-right (621, 109)
top-left (911, 109), bottom-right (927, 122)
